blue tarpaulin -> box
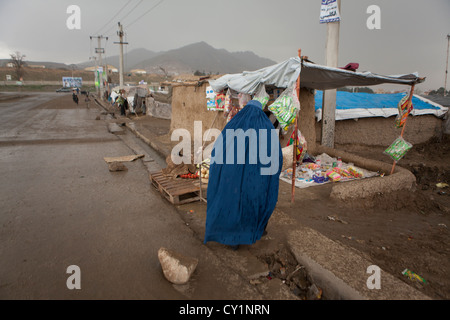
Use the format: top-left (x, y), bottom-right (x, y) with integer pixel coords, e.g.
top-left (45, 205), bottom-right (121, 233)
top-left (314, 91), bottom-right (448, 121)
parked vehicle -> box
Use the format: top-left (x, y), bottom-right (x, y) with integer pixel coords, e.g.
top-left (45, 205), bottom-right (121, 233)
top-left (56, 87), bottom-right (73, 93)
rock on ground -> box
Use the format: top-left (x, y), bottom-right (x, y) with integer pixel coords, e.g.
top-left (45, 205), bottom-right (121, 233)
top-left (108, 161), bottom-right (128, 172)
top-left (158, 247), bottom-right (198, 285)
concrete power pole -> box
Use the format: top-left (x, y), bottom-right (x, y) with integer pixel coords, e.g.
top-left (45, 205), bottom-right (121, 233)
top-left (445, 34), bottom-right (450, 96)
top-left (90, 35), bottom-right (108, 99)
top-left (321, 0), bottom-right (341, 148)
top-left (114, 22), bottom-right (128, 87)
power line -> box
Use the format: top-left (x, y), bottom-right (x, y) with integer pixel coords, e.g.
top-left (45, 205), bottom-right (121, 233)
top-left (94, 0), bottom-right (133, 35)
top-left (118, 0), bottom-right (144, 25)
top-left (126, 0), bottom-right (166, 29)
top-left (102, 0), bottom-right (143, 36)
top-left (103, 0), bottom-right (145, 37)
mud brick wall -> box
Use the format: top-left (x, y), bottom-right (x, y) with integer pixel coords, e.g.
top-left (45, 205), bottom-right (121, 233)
top-left (170, 83), bottom-right (317, 153)
top-left (315, 114), bottom-right (444, 146)
top-left (170, 82), bottom-right (227, 145)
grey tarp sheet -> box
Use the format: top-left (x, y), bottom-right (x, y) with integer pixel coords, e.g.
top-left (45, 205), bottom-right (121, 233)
top-left (208, 57), bottom-right (424, 94)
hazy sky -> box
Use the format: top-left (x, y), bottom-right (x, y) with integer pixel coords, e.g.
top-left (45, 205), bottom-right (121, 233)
top-left (0, 0), bottom-right (449, 91)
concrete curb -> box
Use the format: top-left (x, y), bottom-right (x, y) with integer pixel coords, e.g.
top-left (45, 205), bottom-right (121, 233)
top-left (124, 122), bottom-right (170, 159)
top-left (288, 227), bottom-right (430, 300)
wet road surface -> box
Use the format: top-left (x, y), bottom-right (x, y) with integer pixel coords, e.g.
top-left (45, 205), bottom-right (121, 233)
top-left (0, 93), bottom-right (263, 299)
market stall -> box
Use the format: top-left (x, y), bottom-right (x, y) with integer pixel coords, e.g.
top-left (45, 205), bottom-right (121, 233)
top-left (206, 51), bottom-right (424, 202)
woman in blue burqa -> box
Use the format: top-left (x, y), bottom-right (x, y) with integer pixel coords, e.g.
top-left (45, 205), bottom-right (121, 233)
top-left (204, 99), bottom-right (283, 248)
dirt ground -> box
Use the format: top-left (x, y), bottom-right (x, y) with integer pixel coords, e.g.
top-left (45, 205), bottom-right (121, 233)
top-left (128, 113), bottom-right (449, 300)
top-left (277, 135), bottom-right (450, 300)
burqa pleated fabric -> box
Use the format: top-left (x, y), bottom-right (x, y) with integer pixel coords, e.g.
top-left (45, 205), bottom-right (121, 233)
top-left (204, 100), bottom-right (283, 246)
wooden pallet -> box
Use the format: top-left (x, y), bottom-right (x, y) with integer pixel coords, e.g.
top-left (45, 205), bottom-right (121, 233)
top-left (149, 170), bottom-right (200, 205)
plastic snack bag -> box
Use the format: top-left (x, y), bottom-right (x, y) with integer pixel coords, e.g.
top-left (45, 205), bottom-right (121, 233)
top-left (215, 91), bottom-right (226, 111)
top-left (402, 269), bottom-right (426, 284)
top-left (252, 84), bottom-right (270, 109)
top-left (333, 167), bottom-right (351, 178)
top-left (206, 86), bottom-right (216, 111)
top-left (268, 84), bottom-right (300, 132)
top-left (326, 170), bottom-right (341, 182)
top-left (224, 89), bottom-right (232, 113)
top-left (286, 129), bottom-right (307, 162)
top-left (238, 92), bottom-right (251, 108)
top-left (347, 166), bottom-right (363, 178)
top-left (395, 91), bottom-right (413, 128)
top-left (384, 136), bottom-right (412, 162)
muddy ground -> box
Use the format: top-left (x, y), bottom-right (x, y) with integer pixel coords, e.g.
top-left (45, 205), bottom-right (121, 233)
top-left (280, 135), bottom-right (450, 300)
top-left (131, 113), bottom-right (449, 300)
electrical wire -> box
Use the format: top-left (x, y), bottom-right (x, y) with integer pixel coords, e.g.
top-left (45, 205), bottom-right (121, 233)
top-left (102, 0), bottom-right (143, 37)
top-left (94, 0), bottom-right (133, 35)
top-left (119, 0), bottom-right (144, 24)
top-left (126, 0), bottom-right (165, 29)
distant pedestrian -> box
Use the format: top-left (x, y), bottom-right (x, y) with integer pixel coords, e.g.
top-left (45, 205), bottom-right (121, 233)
top-left (123, 98), bottom-right (129, 115)
top-left (85, 92), bottom-right (90, 108)
top-left (72, 92), bottom-right (78, 105)
top-left (142, 100), bottom-right (146, 115)
top-left (117, 94), bottom-right (126, 116)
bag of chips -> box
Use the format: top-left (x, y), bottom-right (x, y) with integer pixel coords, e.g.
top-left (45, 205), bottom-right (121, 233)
top-left (215, 91), bottom-right (226, 111)
top-left (252, 84), bottom-right (270, 109)
top-left (238, 92), bottom-right (251, 108)
top-left (286, 129), bottom-right (307, 162)
top-left (268, 84), bottom-right (300, 132)
top-left (384, 136), bottom-right (412, 162)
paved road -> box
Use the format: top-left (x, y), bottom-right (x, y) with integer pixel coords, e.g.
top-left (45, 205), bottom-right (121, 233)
top-left (0, 93), bottom-right (263, 300)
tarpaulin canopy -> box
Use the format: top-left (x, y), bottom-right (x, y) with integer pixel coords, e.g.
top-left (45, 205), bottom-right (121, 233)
top-left (209, 57), bottom-right (301, 95)
top-left (111, 85), bottom-right (149, 97)
top-left (208, 57), bottom-right (424, 94)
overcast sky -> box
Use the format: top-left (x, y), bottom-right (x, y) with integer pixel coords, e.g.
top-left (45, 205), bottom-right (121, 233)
top-left (0, 0), bottom-right (449, 91)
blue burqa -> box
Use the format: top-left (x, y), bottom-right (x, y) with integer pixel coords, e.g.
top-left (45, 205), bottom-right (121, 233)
top-left (204, 100), bottom-right (283, 246)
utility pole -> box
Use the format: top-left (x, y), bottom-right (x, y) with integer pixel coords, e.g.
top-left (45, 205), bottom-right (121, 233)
top-left (90, 35), bottom-right (108, 99)
top-left (321, 0), bottom-right (341, 148)
top-left (445, 34), bottom-right (450, 97)
top-left (114, 22), bottom-right (128, 87)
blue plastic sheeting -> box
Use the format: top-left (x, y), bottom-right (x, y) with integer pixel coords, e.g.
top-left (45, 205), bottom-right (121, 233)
top-left (314, 91), bottom-right (448, 121)
top-left (204, 100), bottom-right (283, 246)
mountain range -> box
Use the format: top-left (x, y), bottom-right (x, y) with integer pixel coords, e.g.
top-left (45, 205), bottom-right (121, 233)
top-left (78, 41), bottom-right (277, 75)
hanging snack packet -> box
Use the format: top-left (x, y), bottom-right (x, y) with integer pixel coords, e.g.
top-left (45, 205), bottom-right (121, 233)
top-left (215, 91), bottom-right (226, 111)
top-left (268, 84), bottom-right (300, 132)
top-left (252, 84), bottom-right (270, 109)
top-left (238, 92), bottom-right (251, 108)
top-left (224, 89), bottom-right (232, 113)
top-left (395, 91), bottom-right (414, 128)
top-left (286, 129), bottom-right (308, 162)
top-left (384, 136), bottom-right (413, 162)
top-left (206, 86), bottom-right (216, 111)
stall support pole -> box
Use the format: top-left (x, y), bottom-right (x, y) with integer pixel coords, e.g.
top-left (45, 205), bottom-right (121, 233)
top-left (390, 84), bottom-right (415, 175)
top-left (291, 49), bottom-right (302, 203)
top-left (199, 111), bottom-right (219, 203)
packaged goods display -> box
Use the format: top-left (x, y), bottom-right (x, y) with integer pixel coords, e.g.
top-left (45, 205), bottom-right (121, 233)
top-left (279, 153), bottom-right (379, 189)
